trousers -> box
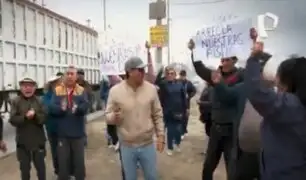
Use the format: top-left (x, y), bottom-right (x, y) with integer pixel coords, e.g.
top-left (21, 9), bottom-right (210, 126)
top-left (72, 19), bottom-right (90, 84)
top-left (107, 124), bottom-right (118, 145)
top-left (235, 150), bottom-right (260, 180)
top-left (120, 143), bottom-right (158, 180)
top-left (202, 124), bottom-right (233, 180)
top-left (57, 138), bottom-right (85, 180)
top-left (166, 122), bottom-right (182, 150)
top-left (16, 145), bottom-right (46, 180)
top-left (47, 132), bottom-right (59, 175)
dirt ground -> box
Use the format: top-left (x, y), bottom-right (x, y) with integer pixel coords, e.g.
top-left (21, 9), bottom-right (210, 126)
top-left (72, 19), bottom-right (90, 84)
top-left (0, 103), bottom-right (226, 180)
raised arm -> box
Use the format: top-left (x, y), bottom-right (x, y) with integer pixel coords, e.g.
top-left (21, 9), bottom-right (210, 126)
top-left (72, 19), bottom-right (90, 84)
top-left (245, 52), bottom-right (280, 117)
top-left (191, 51), bottom-right (213, 84)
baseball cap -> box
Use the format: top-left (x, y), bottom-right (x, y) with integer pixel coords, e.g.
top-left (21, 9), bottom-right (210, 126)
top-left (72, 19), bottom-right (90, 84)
top-left (124, 56), bottom-right (147, 71)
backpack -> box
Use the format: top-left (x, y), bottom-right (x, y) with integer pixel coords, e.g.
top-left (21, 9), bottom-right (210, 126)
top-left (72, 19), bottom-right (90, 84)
top-left (238, 100), bottom-right (262, 152)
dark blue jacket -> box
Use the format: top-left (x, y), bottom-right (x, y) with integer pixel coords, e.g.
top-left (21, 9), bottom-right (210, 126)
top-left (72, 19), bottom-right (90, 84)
top-left (100, 79), bottom-right (110, 103)
top-left (158, 80), bottom-right (187, 123)
top-left (43, 89), bottom-right (58, 134)
top-left (245, 54), bottom-right (306, 180)
top-left (48, 84), bottom-right (89, 138)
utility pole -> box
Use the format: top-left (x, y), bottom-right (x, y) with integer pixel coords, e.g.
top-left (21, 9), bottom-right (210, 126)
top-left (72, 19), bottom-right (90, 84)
top-left (102, 0), bottom-right (107, 44)
top-left (166, 0), bottom-right (170, 64)
top-left (155, 0), bottom-right (163, 70)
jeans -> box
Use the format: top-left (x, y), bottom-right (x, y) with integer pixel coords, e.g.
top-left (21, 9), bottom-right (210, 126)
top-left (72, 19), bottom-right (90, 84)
top-left (166, 122), bottom-right (182, 150)
top-left (120, 143), bottom-right (158, 180)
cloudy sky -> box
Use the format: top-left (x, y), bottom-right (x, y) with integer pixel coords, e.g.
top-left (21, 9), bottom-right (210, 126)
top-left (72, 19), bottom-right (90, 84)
top-left (36, 0), bottom-right (306, 69)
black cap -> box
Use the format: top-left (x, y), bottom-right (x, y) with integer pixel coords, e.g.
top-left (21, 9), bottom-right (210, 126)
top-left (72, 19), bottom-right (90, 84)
top-left (77, 69), bottom-right (85, 75)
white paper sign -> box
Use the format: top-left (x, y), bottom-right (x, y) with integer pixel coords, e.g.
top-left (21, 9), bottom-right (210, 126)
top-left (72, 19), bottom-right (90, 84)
top-left (100, 43), bottom-right (143, 75)
top-left (192, 18), bottom-right (253, 61)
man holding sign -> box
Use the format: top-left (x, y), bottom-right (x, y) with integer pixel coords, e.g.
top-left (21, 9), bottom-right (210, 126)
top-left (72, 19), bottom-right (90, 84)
top-left (189, 36), bottom-right (244, 179)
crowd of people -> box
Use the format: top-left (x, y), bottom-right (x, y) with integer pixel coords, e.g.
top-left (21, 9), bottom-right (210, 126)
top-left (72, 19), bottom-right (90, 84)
top-left (1, 27), bottom-right (306, 180)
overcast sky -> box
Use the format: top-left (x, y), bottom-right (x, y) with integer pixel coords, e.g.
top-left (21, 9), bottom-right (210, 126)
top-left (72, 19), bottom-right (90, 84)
top-left (37, 0), bottom-right (306, 69)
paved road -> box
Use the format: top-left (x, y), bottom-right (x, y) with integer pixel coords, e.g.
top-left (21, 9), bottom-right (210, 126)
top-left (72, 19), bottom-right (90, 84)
top-left (0, 104), bottom-right (226, 180)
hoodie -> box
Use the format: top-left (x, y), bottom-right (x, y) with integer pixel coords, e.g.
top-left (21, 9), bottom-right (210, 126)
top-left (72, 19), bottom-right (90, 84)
top-left (245, 53), bottom-right (306, 180)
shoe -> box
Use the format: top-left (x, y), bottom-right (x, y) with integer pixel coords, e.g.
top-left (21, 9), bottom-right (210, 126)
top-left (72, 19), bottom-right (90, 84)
top-left (108, 145), bottom-right (114, 149)
top-left (175, 145), bottom-right (181, 153)
top-left (181, 135), bottom-right (185, 140)
top-left (114, 142), bottom-right (120, 151)
top-left (69, 176), bottom-right (75, 180)
top-left (167, 150), bottom-right (173, 156)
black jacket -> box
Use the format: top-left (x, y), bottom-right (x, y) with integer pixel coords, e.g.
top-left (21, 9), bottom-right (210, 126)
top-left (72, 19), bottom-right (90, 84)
top-left (191, 52), bottom-right (243, 124)
top-left (9, 95), bottom-right (46, 150)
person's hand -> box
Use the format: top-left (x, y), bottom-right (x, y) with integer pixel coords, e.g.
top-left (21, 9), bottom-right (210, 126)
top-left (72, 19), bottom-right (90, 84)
top-left (251, 42), bottom-right (264, 55)
top-left (156, 135), bottom-right (165, 153)
top-left (26, 109), bottom-right (35, 119)
top-left (61, 100), bottom-right (67, 111)
top-left (113, 106), bottom-right (122, 124)
top-left (250, 27), bottom-right (258, 42)
top-left (0, 141), bottom-right (7, 153)
top-left (211, 70), bottom-right (222, 84)
top-left (72, 103), bottom-right (77, 113)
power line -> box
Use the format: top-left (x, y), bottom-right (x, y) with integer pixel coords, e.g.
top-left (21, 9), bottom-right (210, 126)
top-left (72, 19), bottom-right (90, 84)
top-left (171, 0), bottom-right (226, 5)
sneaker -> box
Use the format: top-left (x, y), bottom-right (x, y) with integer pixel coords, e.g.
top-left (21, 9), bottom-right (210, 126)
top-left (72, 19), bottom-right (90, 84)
top-left (181, 135), bottom-right (185, 140)
top-left (108, 145), bottom-right (114, 149)
top-left (69, 176), bottom-right (75, 180)
top-left (175, 145), bottom-right (181, 153)
top-left (167, 150), bottom-right (173, 156)
top-left (114, 142), bottom-right (120, 151)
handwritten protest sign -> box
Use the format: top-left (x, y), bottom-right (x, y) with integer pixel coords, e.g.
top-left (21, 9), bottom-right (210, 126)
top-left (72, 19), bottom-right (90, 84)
top-left (192, 19), bottom-right (252, 61)
top-left (99, 42), bottom-right (144, 75)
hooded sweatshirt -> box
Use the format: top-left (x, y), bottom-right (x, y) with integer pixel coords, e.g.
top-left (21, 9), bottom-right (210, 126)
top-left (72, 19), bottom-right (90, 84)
top-left (245, 53), bottom-right (306, 180)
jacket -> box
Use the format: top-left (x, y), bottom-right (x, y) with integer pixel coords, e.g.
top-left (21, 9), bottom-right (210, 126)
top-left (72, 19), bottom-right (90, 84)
top-left (100, 79), bottom-right (109, 103)
top-left (9, 95), bottom-right (46, 150)
top-left (181, 79), bottom-right (196, 109)
top-left (245, 54), bottom-right (306, 180)
top-left (158, 80), bottom-right (187, 123)
top-left (105, 81), bottom-right (164, 146)
top-left (198, 86), bottom-right (213, 123)
top-left (191, 53), bottom-right (243, 124)
top-left (43, 89), bottom-right (57, 134)
top-left (48, 83), bottom-right (89, 138)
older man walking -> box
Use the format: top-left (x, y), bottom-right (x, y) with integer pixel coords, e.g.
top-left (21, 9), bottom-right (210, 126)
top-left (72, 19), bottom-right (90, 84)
top-left (105, 57), bottom-right (165, 180)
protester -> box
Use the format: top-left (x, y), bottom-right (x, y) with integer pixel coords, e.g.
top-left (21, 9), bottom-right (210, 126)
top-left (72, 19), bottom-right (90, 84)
top-left (179, 69), bottom-right (196, 139)
top-left (243, 42), bottom-right (306, 180)
top-left (197, 84), bottom-right (213, 137)
top-left (43, 73), bottom-right (63, 177)
top-left (158, 67), bottom-right (187, 156)
top-left (49, 66), bottom-right (89, 180)
top-left (188, 40), bottom-right (244, 180)
top-left (9, 77), bottom-right (46, 180)
top-left (210, 50), bottom-right (272, 180)
top-left (105, 56), bottom-right (164, 180)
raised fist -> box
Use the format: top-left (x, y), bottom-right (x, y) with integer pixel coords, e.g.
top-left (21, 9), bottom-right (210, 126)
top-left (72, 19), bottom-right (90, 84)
top-left (250, 27), bottom-right (258, 42)
top-left (188, 39), bottom-right (195, 50)
top-left (145, 41), bottom-right (151, 49)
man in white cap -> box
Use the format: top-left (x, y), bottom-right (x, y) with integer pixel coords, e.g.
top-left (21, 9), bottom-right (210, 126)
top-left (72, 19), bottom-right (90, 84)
top-left (105, 56), bottom-right (164, 180)
top-left (9, 76), bottom-right (46, 180)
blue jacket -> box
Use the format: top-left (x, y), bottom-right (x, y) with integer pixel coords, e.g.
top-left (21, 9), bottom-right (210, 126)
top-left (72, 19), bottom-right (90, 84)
top-left (158, 80), bottom-right (187, 122)
top-left (244, 54), bottom-right (306, 180)
top-left (43, 89), bottom-right (58, 134)
top-left (48, 84), bottom-right (89, 138)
